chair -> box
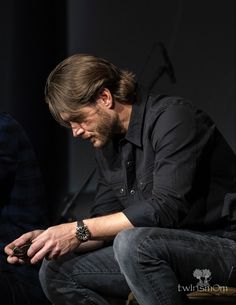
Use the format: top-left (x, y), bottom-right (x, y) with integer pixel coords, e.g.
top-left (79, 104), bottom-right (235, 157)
top-left (126, 287), bottom-right (236, 305)
top-left (186, 287), bottom-right (236, 304)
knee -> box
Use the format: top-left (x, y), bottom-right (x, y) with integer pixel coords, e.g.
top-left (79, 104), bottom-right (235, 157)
top-left (113, 229), bottom-right (133, 262)
top-left (114, 227), bottom-right (170, 269)
top-left (113, 228), bottom-right (148, 267)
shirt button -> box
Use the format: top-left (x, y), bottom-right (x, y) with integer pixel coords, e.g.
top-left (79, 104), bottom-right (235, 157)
top-left (130, 189), bottom-right (136, 195)
top-left (119, 187), bottom-right (125, 194)
top-left (127, 161), bottom-right (133, 167)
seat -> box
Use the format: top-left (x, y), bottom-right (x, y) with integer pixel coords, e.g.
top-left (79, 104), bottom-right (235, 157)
top-left (126, 287), bottom-right (236, 305)
top-left (186, 287), bottom-right (236, 304)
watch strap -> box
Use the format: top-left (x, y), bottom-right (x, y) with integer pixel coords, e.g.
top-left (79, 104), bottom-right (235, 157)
top-left (76, 220), bottom-right (91, 242)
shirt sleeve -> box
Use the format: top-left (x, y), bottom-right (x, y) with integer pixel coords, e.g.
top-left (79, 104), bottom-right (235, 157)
top-left (123, 103), bottom-right (215, 228)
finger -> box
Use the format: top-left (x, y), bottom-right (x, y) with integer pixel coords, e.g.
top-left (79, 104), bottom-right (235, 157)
top-left (28, 239), bottom-right (53, 264)
top-left (7, 255), bottom-right (19, 264)
top-left (27, 239), bottom-right (45, 258)
top-left (6, 255), bottom-right (27, 264)
top-left (30, 243), bottom-right (61, 264)
top-left (45, 251), bottom-right (60, 261)
top-left (30, 247), bottom-right (51, 264)
top-left (14, 230), bottom-right (44, 247)
top-left (4, 243), bottom-right (15, 255)
top-left (8, 256), bottom-right (29, 264)
top-left (5, 238), bottom-right (32, 257)
top-left (6, 232), bottom-right (33, 253)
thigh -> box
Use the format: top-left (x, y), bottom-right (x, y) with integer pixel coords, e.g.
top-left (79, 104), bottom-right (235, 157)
top-left (114, 227), bottom-right (236, 288)
top-left (44, 245), bottom-right (130, 299)
top-left (131, 228), bottom-right (236, 287)
top-left (72, 245), bottom-right (130, 298)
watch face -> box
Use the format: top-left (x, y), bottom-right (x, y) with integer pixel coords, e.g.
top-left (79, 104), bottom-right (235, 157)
top-left (76, 223), bottom-right (91, 242)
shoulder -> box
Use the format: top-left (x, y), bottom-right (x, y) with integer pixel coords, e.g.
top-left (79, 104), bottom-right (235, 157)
top-left (0, 113), bottom-right (33, 155)
top-left (143, 94), bottom-right (198, 132)
top-left (0, 113), bottom-right (23, 134)
top-left (146, 94), bottom-right (196, 115)
top-left (0, 113), bottom-right (32, 140)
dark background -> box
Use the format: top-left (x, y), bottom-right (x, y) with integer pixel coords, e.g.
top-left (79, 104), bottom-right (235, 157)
top-left (0, 0), bottom-right (235, 222)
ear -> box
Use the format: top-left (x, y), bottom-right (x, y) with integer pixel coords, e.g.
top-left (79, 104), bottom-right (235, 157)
top-left (96, 88), bottom-right (114, 109)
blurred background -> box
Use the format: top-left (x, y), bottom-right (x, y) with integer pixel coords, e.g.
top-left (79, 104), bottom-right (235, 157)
top-left (0, 0), bottom-right (235, 223)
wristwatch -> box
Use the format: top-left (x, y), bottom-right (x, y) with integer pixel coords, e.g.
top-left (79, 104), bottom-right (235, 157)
top-left (75, 220), bottom-right (91, 242)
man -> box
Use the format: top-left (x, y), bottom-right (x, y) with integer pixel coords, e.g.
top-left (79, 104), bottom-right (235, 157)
top-left (0, 113), bottom-right (50, 305)
top-left (5, 54), bottom-right (236, 305)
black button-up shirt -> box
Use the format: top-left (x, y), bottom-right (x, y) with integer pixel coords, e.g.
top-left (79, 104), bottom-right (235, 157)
top-left (90, 88), bottom-right (236, 240)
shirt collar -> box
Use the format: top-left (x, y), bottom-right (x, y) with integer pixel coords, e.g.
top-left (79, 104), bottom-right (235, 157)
top-left (124, 85), bottom-right (148, 147)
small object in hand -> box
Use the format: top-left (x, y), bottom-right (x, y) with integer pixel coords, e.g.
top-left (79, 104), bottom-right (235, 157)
top-left (12, 243), bottom-right (31, 258)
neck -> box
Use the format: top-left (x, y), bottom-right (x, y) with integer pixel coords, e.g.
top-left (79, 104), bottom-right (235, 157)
top-left (114, 101), bottom-right (132, 133)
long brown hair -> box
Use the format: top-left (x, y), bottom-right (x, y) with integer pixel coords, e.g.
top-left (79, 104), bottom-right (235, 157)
top-left (45, 54), bottom-right (136, 127)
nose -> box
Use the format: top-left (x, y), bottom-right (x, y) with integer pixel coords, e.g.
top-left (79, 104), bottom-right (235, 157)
top-left (70, 122), bottom-right (84, 137)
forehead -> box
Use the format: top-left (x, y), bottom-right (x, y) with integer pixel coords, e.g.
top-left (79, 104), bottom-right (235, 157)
top-left (60, 105), bottom-right (98, 122)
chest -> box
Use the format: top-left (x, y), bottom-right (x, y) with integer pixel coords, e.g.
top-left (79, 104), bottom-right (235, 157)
top-left (99, 139), bottom-right (156, 201)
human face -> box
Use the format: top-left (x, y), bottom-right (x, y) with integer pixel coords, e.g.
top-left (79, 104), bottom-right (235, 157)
top-left (61, 105), bottom-right (121, 148)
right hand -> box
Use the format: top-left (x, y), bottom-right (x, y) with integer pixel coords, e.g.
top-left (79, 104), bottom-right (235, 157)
top-left (4, 230), bottom-right (44, 264)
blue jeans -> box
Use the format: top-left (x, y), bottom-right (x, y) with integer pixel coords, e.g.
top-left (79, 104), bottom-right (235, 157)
top-left (39, 228), bottom-right (236, 305)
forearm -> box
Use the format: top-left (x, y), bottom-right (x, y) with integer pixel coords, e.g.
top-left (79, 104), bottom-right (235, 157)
top-left (5, 212), bottom-right (133, 264)
top-left (83, 212), bottom-right (134, 240)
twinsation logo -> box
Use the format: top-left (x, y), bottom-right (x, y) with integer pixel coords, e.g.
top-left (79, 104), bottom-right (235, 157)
top-left (178, 268), bottom-right (228, 293)
top-left (193, 269), bottom-right (211, 288)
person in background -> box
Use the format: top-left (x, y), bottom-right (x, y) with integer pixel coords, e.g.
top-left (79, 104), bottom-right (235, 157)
top-left (5, 54), bottom-right (236, 305)
top-left (0, 113), bottom-right (50, 305)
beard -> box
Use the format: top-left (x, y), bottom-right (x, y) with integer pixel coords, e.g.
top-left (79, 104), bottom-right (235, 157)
top-left (93, 109), bottom-right (122, 148)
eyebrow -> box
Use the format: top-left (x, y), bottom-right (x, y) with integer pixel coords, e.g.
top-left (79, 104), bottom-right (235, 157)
top-left (64, 112), bottom-right (87, 125)
top-left (73, 113), bottom-right (87, 123)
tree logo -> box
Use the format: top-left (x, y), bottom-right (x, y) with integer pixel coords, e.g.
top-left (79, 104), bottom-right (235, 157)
top-left (193, 269), bottom-right (211, 287)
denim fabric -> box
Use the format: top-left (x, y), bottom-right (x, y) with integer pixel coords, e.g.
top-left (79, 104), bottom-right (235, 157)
top-left (40, 228), bottom-right (236, 305)
top-left (39, 245), bottom-right (130, 305)
top-left (114, 228), bottom-right (236, 305)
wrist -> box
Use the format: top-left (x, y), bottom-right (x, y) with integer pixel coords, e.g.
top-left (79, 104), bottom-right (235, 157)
top-left (75, 220), bottom-right (92, 242)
